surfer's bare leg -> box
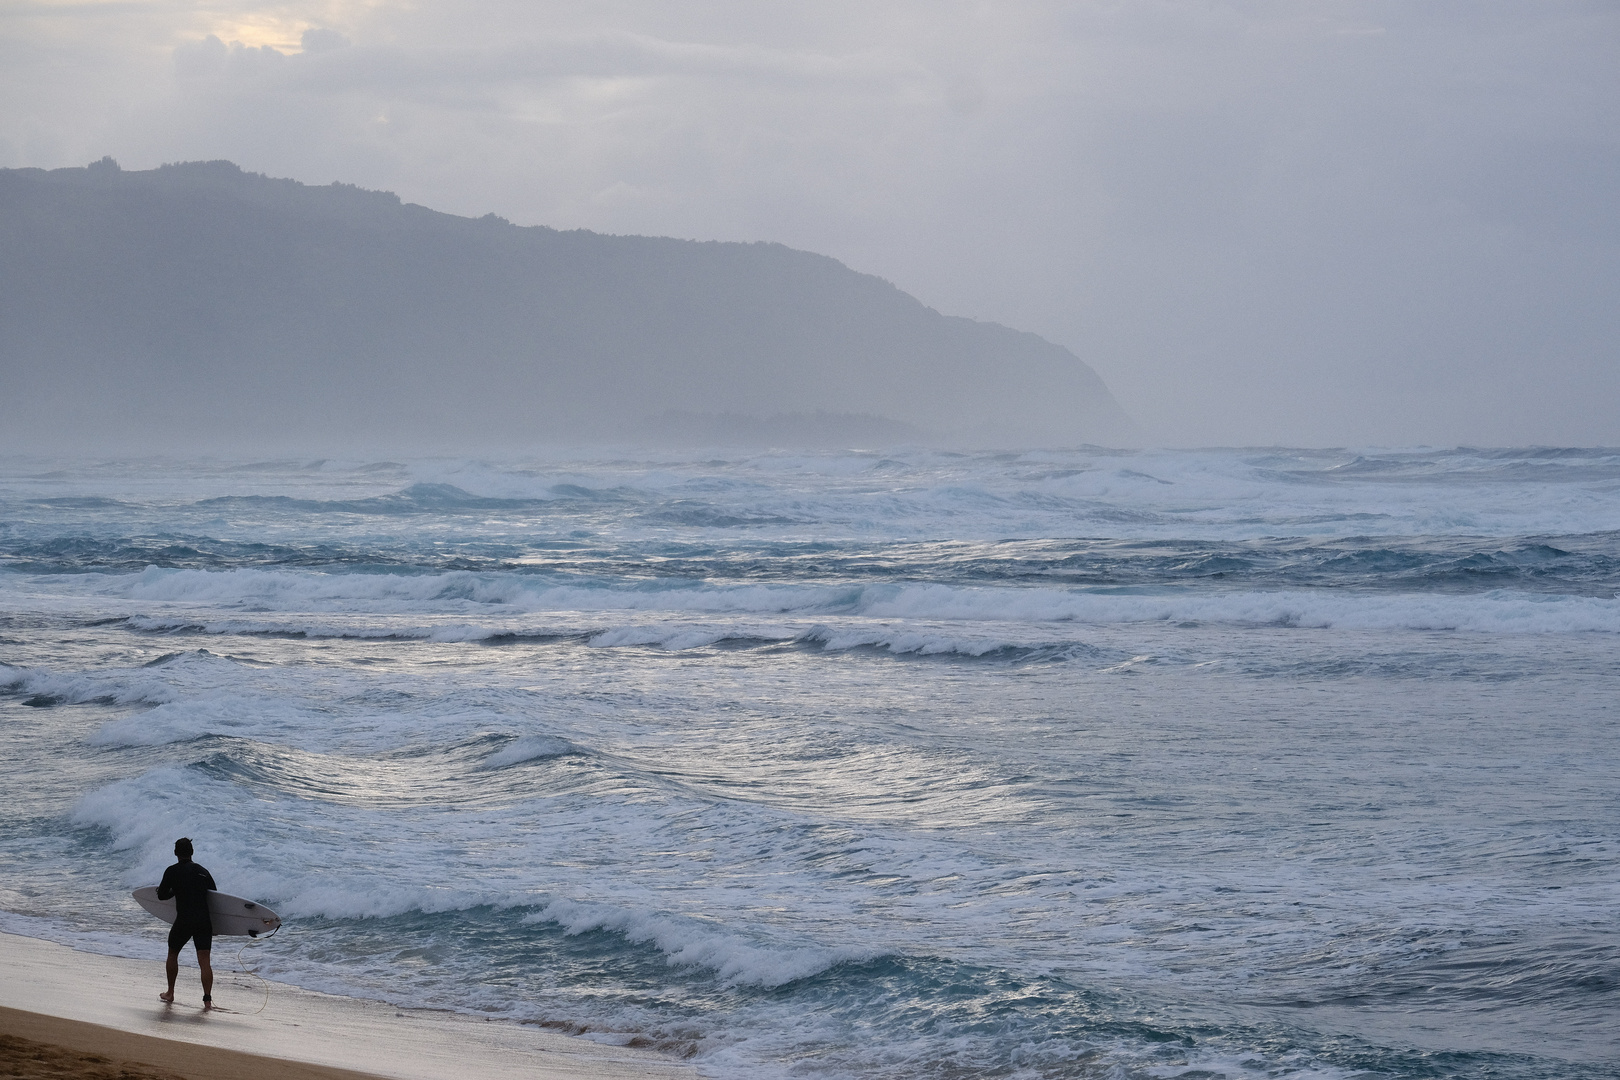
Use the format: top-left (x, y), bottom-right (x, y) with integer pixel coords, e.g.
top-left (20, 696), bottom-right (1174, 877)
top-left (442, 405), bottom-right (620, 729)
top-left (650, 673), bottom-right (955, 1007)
top-left (198, 950), bottom-right (214, 1006)
top-left (161, 949), bottom-right (179, 1002)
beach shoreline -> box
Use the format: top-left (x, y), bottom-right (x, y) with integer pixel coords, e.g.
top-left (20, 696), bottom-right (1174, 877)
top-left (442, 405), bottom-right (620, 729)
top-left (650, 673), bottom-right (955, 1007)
top-left (1, 1009), bottom-right (386, 1080)
top-left (0, 932), bottom-right (698, 1080)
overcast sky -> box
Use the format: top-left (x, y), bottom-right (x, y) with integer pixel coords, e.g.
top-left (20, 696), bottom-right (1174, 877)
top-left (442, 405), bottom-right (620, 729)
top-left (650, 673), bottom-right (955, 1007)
top-left (3, 0), bottom-right (1616, 447)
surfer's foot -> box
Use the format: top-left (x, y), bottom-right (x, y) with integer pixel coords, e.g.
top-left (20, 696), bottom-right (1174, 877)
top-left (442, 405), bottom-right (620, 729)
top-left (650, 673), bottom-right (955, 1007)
top-left (202, 995), bottom-right (213, 1009)
top-left (159, 991), bottom-right (174, 1003)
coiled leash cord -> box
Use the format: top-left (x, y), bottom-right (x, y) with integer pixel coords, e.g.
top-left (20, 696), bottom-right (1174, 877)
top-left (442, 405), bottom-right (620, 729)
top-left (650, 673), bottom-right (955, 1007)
top-left (231, 924), bottom-right (280, 1015)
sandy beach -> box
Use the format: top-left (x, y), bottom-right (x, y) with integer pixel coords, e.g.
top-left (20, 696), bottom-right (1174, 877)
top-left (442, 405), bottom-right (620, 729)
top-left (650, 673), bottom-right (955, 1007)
top-left (0, 933), bottom-right (697, 1080)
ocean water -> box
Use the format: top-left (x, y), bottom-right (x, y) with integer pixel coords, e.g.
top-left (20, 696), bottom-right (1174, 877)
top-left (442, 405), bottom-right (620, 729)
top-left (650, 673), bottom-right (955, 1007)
top-left (1, 446), bottom-right (1616, 1079)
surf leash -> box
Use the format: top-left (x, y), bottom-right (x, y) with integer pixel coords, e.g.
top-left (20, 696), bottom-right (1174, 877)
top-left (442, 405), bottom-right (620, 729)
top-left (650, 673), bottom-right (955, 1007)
top-left (232, 923), bottom-right (280, 1015)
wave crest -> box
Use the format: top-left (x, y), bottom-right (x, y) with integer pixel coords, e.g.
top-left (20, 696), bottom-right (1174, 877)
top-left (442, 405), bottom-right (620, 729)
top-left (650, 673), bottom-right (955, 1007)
top-left (525, 898), bottom-right (880, 988)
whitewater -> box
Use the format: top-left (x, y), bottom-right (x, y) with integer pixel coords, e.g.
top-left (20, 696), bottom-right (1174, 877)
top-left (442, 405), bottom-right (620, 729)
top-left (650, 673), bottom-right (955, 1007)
top-left (1, 446), bottom-right (1616, 1079)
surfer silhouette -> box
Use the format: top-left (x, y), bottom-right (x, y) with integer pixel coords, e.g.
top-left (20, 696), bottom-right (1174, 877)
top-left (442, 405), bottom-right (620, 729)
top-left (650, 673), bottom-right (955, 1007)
top-left (157, 837), bottom-right (217, 1007)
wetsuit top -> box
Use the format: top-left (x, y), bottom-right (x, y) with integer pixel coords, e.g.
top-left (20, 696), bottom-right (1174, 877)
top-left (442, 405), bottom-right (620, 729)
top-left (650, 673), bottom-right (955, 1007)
top-left (156, 860), bottom-right (217, 926)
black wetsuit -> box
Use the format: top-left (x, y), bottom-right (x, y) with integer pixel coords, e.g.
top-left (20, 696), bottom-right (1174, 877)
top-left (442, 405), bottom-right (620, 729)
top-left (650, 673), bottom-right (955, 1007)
top-left (157, 859), bottom-right (217, 953)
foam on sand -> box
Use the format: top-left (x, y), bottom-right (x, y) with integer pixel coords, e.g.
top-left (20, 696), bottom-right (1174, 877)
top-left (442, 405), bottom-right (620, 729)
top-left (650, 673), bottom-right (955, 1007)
top-left (0, 932), bottom-right (695, 1080)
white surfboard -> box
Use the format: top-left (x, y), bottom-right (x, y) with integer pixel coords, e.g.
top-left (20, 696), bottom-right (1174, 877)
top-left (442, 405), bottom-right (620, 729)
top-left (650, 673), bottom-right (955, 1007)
top-left (133, 886), bottom-right (281, 938)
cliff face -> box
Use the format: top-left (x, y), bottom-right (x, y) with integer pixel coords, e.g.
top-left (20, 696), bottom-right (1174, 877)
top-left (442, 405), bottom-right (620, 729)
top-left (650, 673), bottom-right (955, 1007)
top-left (0, 158), bottom-right (1135, 451)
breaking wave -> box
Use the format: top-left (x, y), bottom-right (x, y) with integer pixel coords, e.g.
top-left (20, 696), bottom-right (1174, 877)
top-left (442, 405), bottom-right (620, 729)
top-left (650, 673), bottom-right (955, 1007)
top-left (85, 567), bottom-right (1620, 634)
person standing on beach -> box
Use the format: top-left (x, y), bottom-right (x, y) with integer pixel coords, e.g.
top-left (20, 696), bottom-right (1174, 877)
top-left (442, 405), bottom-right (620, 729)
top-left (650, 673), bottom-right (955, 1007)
top-left (157, 837), bottom-right (216, 1007)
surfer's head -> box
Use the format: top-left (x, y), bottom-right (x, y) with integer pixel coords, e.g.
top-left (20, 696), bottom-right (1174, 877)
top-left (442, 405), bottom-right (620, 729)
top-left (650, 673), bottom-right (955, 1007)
top-left (174, 837), bottom-right (193, 859)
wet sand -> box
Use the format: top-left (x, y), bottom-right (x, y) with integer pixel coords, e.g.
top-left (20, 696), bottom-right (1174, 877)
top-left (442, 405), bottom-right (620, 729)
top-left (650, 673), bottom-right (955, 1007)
top-left (0, 933), bottom-right (697, 1080)
top-left (1, 1013), bottom-right (379, 1080)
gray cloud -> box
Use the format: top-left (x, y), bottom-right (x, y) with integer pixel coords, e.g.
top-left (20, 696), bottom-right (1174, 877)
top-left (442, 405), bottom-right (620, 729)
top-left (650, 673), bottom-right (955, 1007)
top-left (301, 27), bottom-right (349, 54)
top-left (2, 0), bottom-right (1616, 445)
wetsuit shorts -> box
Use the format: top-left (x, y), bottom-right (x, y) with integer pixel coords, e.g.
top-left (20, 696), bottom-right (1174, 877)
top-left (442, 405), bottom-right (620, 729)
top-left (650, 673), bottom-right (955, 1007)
top-left (168, 918), bottom-right (213, 953)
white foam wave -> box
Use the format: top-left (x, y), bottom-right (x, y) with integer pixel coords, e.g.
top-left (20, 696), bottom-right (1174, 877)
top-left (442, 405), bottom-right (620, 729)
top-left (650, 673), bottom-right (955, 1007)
top-left (8, 447), bottom-right (1620, 544)
top-left (525, 898), bottom-right (877, 988)
top-left (118, 566), bottom-right (850, 616)
top-left (70, 765), bottom-right (216, 882)
top-left (278, 883), bottom-right (496, 921)
top-left (854, 584), bottom-right (1620, 634)
top-left (93, 573), bottom-right (1620, 635)
top-left (123, 613), bottom-right (523, 641)
top-left (115, 611), bottom-right (1066, 657)
top-left (87, 692), bottom-right (315, 747)
top-left (0, 664), bottom-right (177, 707)
top-left (797, 625), bottom-right (1040, 656)
top-left (587, 625), bottom-right (736, 650)
top-left (479, 734), bottom-right (579, 768)
top-left (70, 766), bottom-right (519, 920)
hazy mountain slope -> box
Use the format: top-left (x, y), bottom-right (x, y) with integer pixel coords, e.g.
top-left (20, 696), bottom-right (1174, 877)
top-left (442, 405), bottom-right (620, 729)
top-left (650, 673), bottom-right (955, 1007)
top-left (0, 158), bottom-right (1135, 450)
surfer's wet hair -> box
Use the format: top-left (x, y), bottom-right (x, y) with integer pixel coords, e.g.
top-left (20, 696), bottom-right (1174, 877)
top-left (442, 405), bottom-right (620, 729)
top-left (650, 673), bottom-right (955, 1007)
top-left (174, 837), bottom-right (193, 858)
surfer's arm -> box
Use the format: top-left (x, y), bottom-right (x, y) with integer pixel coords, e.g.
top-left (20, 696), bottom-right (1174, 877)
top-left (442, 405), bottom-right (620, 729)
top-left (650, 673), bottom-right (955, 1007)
top-left (203, 870), bottom-right (217, 891)
top-left (155, 866), bottom-right (176, 901)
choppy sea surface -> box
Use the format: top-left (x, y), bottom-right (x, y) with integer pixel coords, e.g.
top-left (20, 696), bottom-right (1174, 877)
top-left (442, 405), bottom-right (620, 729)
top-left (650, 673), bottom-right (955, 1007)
top-left (1, 446), bottom-right (1616, 1080)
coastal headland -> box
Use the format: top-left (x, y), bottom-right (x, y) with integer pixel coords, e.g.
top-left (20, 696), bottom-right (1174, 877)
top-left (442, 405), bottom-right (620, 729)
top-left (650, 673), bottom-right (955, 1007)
top-left (0, 159), bottom-right (1135, 453)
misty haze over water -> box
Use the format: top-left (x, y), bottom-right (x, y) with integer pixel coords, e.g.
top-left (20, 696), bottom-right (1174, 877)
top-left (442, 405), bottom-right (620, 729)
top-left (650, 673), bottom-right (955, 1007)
top-left (6, 2), bottom-right (1616, 446)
